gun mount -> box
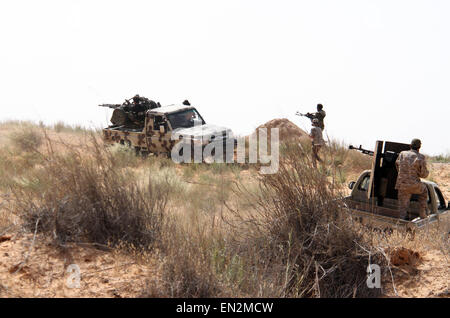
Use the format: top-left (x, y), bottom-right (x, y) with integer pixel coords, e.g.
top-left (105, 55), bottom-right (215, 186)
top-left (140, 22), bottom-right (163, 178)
top-left (99, 95), bottom-right (161, 127)
top-left (345, 140), bottom-right (449, 228)
top-left (349, 141), bottom-right (412, 207)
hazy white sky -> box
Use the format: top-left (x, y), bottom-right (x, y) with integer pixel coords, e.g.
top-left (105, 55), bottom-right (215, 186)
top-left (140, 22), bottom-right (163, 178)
top-left (1, 0), bottom-right (449, 154)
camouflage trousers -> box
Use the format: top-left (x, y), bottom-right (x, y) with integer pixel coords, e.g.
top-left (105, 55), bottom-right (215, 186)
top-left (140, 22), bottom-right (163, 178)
top-left (312, 145), bottom-right (323, 168)
top-left (397, 183), bottom-right (428, 219)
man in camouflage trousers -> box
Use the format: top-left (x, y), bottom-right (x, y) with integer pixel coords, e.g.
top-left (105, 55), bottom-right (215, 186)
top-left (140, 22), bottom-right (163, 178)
top-left (395, 138), bottom-right (429, 219)
top-left (309, 118), bottom-right (325, 168)
top-left (306, 104), bottom-right (326, 130)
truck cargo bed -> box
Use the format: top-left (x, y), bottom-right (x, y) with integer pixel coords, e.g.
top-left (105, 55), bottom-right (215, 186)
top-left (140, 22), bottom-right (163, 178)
top-left (343, 196), bottom-right (449, 232)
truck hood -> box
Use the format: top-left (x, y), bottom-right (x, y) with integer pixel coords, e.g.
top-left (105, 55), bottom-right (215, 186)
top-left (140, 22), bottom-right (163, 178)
top-left (172, 124), bottom-right (234, 140)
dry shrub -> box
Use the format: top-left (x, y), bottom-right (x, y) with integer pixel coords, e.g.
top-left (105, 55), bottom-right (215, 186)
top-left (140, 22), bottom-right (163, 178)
top-left (146, 142), bottom-right (385, 298)
top-left (148, 220), bottom-right (223, 297)
top-left (108, 143), bottom-right (141, 167)
top-left (345, 150), bottom-right (372, 171)
top-left (226, 142), bottom-right (384, 297)
top-left (8, 134), bottom-right (167, 249)
top-left (9, 127), bottom-right (43, 152)
top-left (53, 121), bottom-right (66, 133)
top-left (427, 153), bottom-right (450, 163)
top-left (143, 180), bottom-right (234, 298)
top-left (50, 121), bottom-right (88, 134)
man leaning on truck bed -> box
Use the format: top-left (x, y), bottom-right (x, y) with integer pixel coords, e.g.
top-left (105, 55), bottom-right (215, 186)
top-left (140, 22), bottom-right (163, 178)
top-left (395, 138), bottom-right (429, 219)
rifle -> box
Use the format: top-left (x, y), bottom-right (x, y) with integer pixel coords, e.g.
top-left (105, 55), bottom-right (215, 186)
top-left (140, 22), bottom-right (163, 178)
top-left (295, 111), bottom-right (314, 119)
top-left (349, 145), bottom-right (374, 156)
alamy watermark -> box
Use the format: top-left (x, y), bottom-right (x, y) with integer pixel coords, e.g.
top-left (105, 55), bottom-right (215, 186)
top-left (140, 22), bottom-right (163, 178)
top-left (63, 261), bottom-right (381, 290)
top-left (66, 264), bottom-right (81, 288)
top-left (170, 127), bottom-right (280, 174)
top-left (366, 264), bottom-right (381, 289)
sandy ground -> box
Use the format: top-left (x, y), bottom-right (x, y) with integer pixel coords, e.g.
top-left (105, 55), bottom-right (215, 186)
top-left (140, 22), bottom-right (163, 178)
top-left (383, 249), bottom-right (449, 298)
top-left (0, 123), bottom-right (448, 298)
top-left (430, 162), bottom-right (450, 200)
top-left (0, 232), bottom-right (156, 297)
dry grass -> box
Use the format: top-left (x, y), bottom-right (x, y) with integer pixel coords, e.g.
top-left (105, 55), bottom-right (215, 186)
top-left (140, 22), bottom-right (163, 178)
top-left (1, 122), bottom-right (448, 298)
top-left (144, 142), bottom-right (386, 298)
top-left (9, 126), bottom-right (43, 153)
top-left (52, 121), bottom-right (88, 134)
top-left (7, 133), bottom-right (168, 249)
top-left (427, 153), bottom-right (450, 163)
top-left (222, 143), bottom-right (385, 297)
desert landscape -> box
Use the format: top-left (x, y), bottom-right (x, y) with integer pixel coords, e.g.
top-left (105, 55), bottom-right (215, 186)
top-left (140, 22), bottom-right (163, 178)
top-left (0, 120), bottom-right (448, 298)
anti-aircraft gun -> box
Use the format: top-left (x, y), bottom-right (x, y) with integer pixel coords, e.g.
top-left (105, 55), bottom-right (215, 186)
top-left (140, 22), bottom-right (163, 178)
top-left (99, 96), bottom-right (161, 127)
top-left (345, 140), bottom-right (449, 231)
top-left (99, 103), bottom-right (133, 126)
top-left (349, 141), bottom-right (412, 207)
top-left (348, 145), bottom-right (374, 156)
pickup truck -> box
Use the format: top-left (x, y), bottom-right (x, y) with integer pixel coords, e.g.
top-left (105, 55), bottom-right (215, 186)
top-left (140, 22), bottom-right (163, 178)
top-left (102, 103), bottom-right (235, 159)
top-left (344, 141), bottom-right (449, 232)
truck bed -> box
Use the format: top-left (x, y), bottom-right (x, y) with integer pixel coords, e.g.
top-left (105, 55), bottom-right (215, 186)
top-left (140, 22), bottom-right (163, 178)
top-left (343, 196), bottom-right (449, 232)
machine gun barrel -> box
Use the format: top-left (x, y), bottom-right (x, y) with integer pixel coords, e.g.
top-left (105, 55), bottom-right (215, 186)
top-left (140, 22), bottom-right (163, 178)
top-left (99, 104), bottom-right (122, 109)
top-left (98, 104), bottom-right (122, 109)
top-left (349, 145), bottom-right (374, 156)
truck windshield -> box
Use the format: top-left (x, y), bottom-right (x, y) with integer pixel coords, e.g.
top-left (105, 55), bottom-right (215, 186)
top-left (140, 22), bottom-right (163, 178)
top-left (358, 175), bottom-right (370, 191)
top-left (167, 109), bottom-right (205, 129)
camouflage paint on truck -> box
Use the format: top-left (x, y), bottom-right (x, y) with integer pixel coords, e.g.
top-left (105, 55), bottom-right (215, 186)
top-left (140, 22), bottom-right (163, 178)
top-left (102, 104), bottom-right (234, 157)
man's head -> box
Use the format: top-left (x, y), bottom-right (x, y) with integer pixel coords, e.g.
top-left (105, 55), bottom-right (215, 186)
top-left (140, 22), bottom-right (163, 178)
top-left (317, 104), bottom-right (323, 111)
top-left (183, 99), bottom-right (191, 106)
top-left (312, 118), bottom-right (319, 127)
top-left (411, 138), bottom-right (422, 150)
top-left (133, 94), bottom-right (140, 103)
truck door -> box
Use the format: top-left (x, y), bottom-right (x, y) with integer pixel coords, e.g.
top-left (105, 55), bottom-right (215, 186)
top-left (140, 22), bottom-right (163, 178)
top-left (433, 186), bottom-right (447, 213)
top-left (147, 115), bottom-right (172, 155)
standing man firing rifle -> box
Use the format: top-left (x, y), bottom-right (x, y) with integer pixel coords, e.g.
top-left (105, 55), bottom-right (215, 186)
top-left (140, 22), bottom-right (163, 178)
top-left (296, 104), bottom-right (326, 130)
top-left (309, 118), bottom-right (325, 168)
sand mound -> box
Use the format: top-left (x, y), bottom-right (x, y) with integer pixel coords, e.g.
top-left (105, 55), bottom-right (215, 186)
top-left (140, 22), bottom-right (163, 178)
top-left (255, 118), bottom-right (308, 142)
top-left (390, 247), bottom-right (421, 267)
